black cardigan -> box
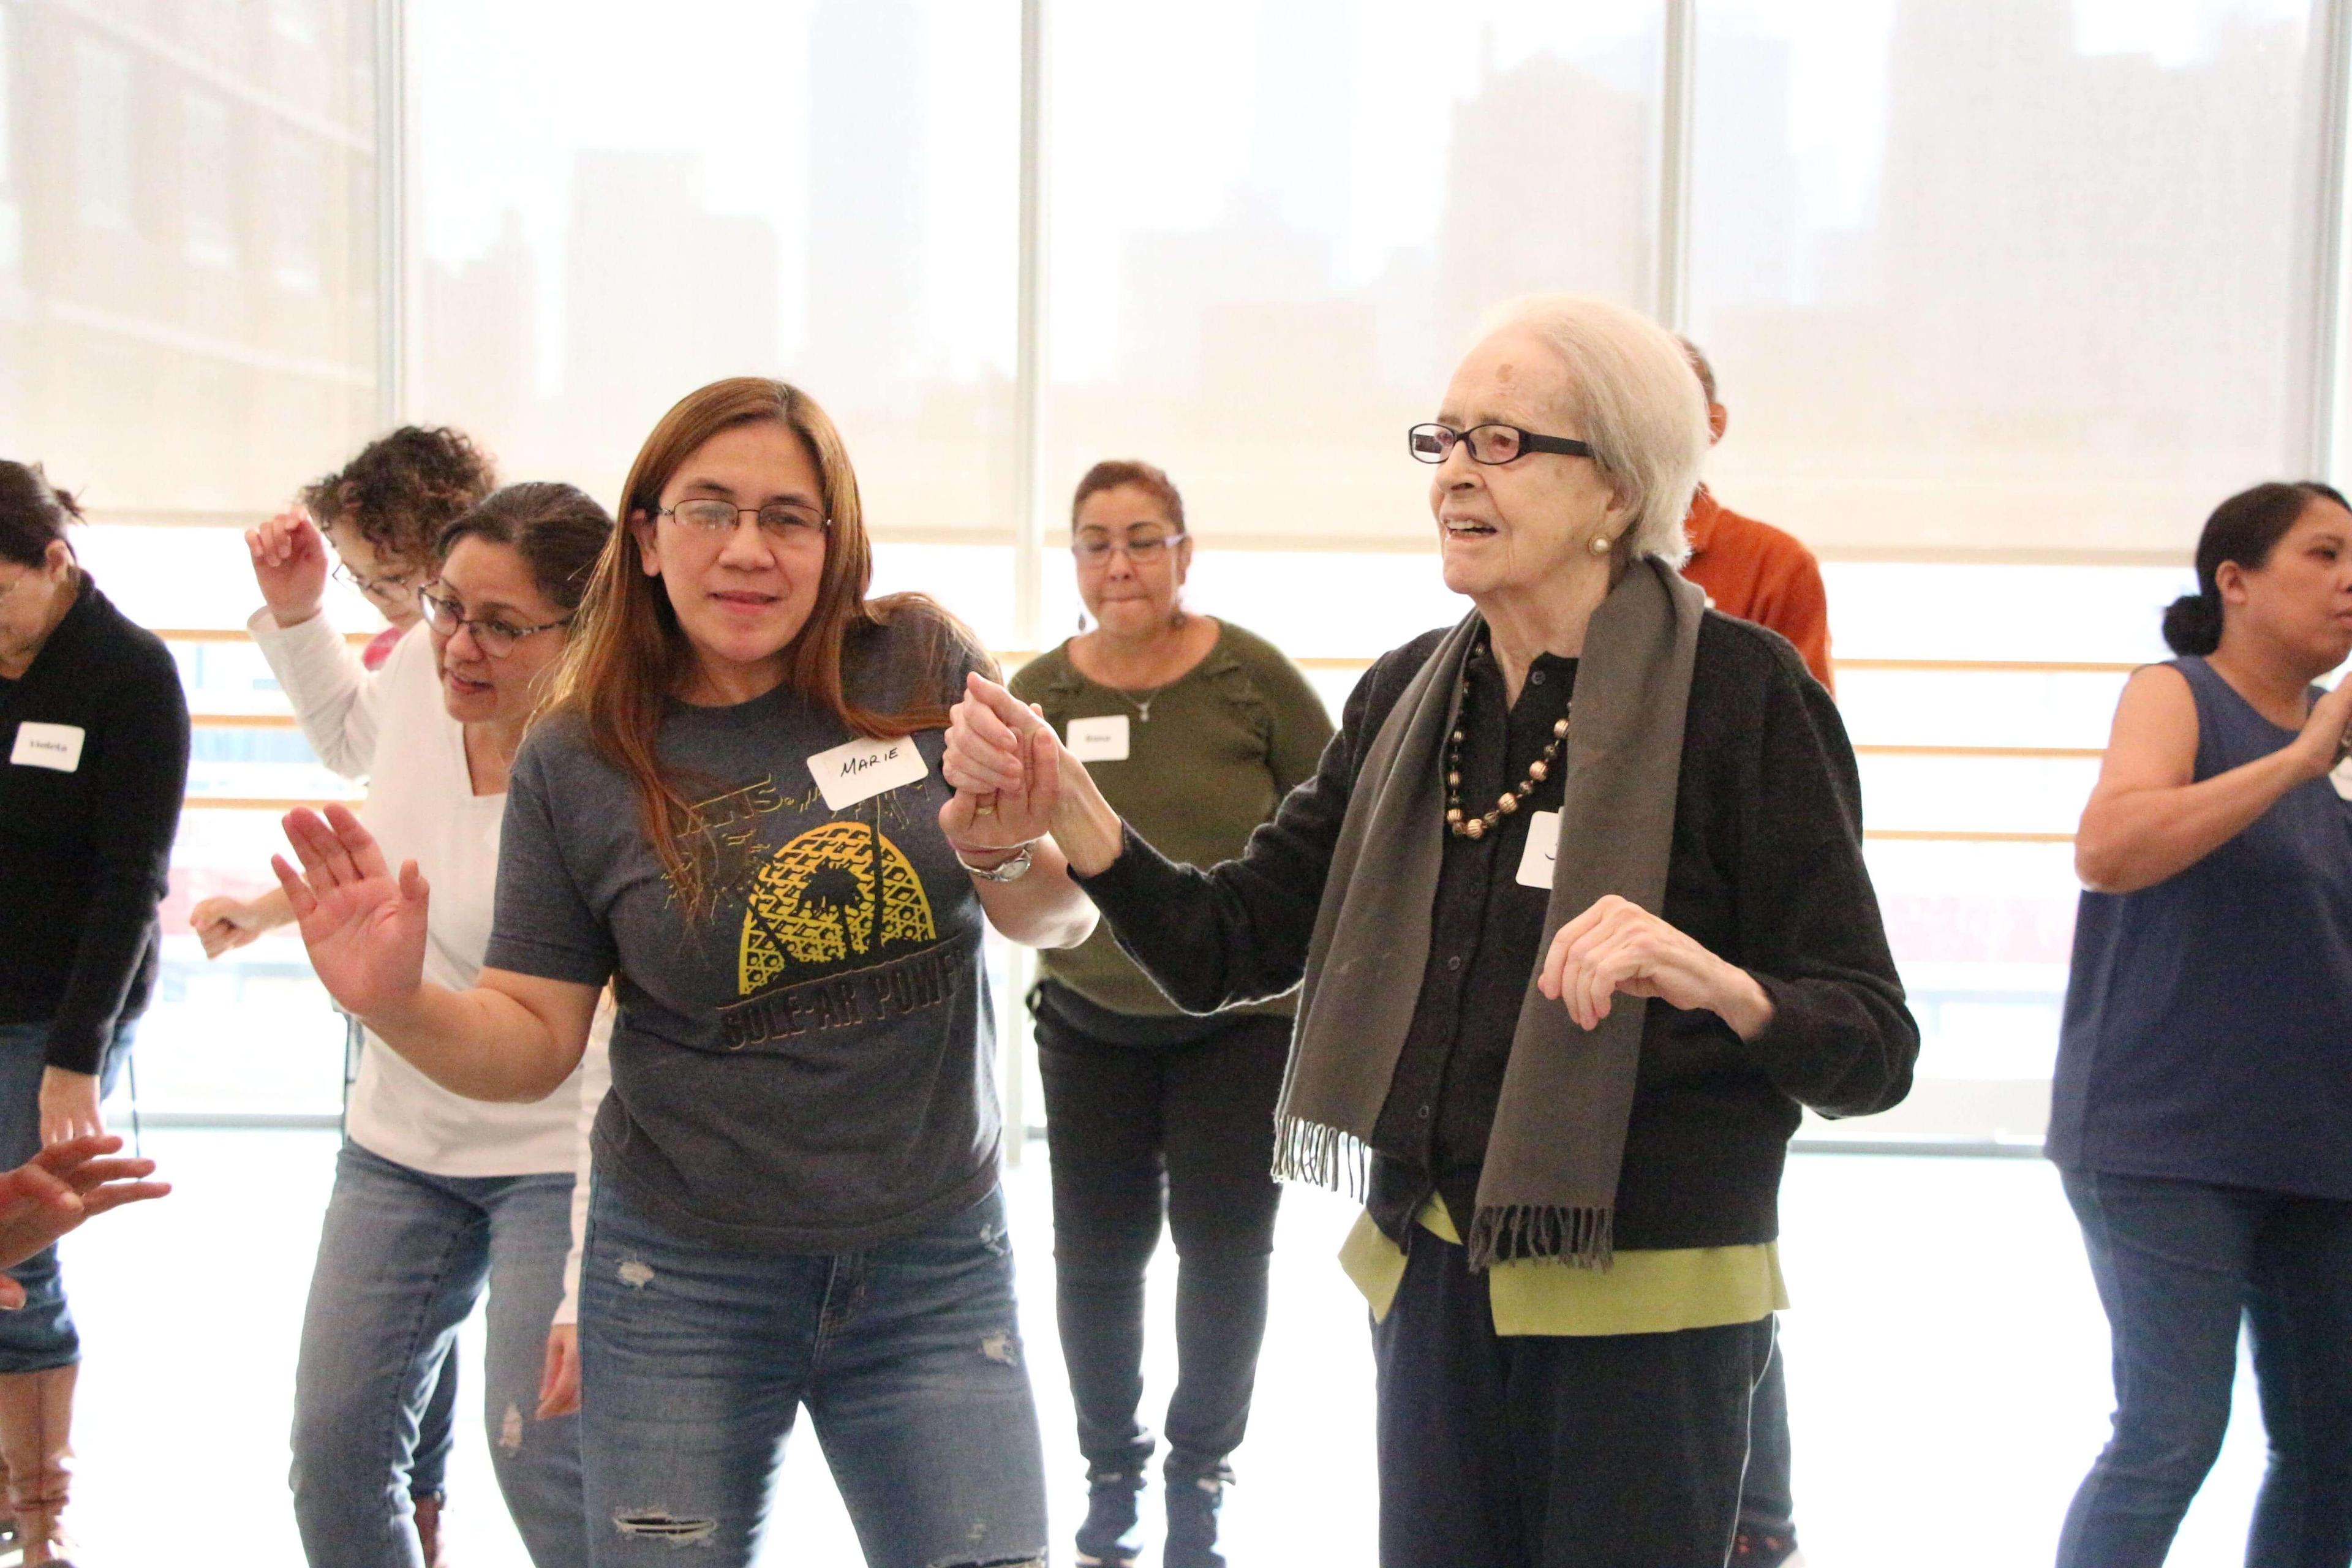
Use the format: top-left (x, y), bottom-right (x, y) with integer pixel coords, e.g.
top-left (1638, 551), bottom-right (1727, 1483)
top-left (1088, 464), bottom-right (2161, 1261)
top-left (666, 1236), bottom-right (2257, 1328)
top-left (1074, 611), bottom-right (1918, 1252)
top-left (0, 579), bottom-right (190, 1072)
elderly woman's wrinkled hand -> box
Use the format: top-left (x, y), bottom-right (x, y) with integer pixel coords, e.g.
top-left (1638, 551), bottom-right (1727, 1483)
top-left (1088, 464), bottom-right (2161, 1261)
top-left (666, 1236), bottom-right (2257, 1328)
top-left (941, 673), bottom-right (1062, 850)
top-left (1539, 894), bottom-right (1776, 1042)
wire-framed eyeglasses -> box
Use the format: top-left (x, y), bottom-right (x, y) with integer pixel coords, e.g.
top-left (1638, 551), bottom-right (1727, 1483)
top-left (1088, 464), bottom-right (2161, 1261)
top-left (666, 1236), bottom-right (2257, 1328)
top-left (417, 586), bottom-right (571, 658)
top-left (331, 559), bottom-right (426, 601)
top-left (657, 500), bottom-right (831, 540)
top-left (1072, 530), bottom-right (1186, 564)
top-left (1408, 423), bottom-right (1599, 467)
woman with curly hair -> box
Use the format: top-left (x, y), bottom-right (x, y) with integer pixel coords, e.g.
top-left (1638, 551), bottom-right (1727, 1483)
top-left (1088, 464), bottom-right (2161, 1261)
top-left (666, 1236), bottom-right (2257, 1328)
top-left (296, 426), bottom-right (498, 674)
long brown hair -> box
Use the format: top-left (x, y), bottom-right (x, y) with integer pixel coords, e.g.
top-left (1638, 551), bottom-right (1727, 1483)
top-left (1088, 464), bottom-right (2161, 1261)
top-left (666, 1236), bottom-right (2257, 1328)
top-left (545, 378), bottom-right (984, 912)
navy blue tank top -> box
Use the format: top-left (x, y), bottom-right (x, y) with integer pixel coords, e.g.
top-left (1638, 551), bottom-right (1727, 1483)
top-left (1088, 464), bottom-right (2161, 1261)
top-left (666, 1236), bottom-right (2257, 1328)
top-left (2048, 657), bottom-right (2352, 1197)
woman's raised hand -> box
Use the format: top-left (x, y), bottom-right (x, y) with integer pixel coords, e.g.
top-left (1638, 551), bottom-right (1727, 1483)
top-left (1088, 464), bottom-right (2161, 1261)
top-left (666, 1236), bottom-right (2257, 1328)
top-left (2291, 676), bottom-right (2352, 781)
top-left (246, 506), bottom-right (330, 628)
top-left (273, 803), bottom-right (431, 1020)
top-left (941, 673), bottom-right (1064, 849)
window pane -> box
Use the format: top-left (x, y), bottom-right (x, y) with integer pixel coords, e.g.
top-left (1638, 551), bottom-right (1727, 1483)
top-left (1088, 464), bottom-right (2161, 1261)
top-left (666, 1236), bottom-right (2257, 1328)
top-left (4, 4), bottom-right (380, 522)
top-left (1042, 1), bottom-right (1662, 554)
top-left (409, 0), bottom-right (1021, 540)
top-left (1689, 1), bottom-right (2324, 559)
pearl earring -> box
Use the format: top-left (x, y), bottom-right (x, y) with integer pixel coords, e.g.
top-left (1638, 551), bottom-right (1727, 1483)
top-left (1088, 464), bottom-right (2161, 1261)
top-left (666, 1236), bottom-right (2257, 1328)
top-left (1588, 535), bottom-right (1614, 556)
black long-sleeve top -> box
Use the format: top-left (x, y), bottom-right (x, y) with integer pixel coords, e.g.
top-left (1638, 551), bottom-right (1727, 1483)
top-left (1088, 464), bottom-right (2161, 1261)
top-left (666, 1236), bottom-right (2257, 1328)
top-left (1075, 612), bottom-right (1918, 1251)
top-left (0, 578), bottom-right (190, 1072)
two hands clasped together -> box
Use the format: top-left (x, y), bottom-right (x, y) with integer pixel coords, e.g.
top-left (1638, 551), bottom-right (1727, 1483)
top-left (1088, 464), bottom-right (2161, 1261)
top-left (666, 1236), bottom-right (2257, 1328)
top-left (937, 671), bottom-right (1777, 1041)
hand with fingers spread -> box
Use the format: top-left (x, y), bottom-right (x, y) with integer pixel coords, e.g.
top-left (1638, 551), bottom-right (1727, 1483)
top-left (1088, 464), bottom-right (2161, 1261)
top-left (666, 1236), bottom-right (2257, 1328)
top-left (1538, 894), bottom-right (1776, 1042)
top-left (940, 672), bottom-right (1066, 851)
top-left (246, 505), bottom-right (332, 629)
top-left (0, 1135), bottom-right (168, 1302)
top-left (273, 802), bottom-right (432, 1020)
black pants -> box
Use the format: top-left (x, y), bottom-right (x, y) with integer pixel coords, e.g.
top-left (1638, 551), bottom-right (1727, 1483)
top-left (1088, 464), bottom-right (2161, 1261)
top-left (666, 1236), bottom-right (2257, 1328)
top-left (1373, 1225), bottom-right (1774, 1568)
top-left (1740, 1339), bottom-right (1794, 1534)
top-left (1034, 999), bottom-right (1289, 1478)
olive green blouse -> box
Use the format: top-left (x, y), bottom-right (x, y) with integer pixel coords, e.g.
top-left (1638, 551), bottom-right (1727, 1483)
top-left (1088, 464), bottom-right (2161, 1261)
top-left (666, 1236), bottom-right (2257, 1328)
top-left (1011, 620), bottom-right (1333, 1018)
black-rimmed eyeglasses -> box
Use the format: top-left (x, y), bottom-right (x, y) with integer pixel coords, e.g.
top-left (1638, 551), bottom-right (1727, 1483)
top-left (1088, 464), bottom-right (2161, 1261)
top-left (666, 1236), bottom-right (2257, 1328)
top-left (1408, 423), bottom-right (1599, 467)
top-left (418, 586), bottom-right (571, 658)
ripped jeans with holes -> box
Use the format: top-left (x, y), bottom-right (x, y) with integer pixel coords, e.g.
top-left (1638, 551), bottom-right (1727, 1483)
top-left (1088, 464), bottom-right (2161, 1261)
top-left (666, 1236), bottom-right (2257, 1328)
top-left (579, 1178), bottom-right (1048, 1568)
top-left (290, 1140), bottom-right (587, 1567)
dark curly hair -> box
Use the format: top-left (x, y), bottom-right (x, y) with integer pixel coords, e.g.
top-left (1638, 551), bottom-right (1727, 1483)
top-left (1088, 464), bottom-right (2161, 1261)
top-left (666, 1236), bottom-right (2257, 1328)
top-left (301, 426), bottom-right (497, 570)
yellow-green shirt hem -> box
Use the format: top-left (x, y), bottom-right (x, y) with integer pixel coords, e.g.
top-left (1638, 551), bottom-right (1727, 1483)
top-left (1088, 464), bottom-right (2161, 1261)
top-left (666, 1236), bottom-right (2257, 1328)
top-left (1338, 1199), bottom-right (1787, 1338)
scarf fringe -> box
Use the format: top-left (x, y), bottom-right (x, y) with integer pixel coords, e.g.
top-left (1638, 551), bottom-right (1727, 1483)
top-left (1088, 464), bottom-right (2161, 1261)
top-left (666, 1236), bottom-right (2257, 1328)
top-left (1272, 1115), bottom-right (1371, 1201)
top-left (1466, 1204), bottom-right (1616, 1272)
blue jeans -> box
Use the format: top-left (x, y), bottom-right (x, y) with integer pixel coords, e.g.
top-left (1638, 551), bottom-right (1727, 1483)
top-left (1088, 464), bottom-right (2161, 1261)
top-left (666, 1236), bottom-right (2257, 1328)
top-left (0, 1022), bottom-right (130, 1373)
top-left (290, 1141), bottom-right (586, 1568)
top-left (578, 1177), bottom-right (1048, 1567)
top-left (2058, 1167), bottom-right (2352, 1568)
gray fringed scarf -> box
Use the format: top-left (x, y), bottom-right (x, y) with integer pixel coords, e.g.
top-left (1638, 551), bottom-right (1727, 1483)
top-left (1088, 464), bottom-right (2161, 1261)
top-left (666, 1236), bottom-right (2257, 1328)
top-left (1272, 556), bottom-right (1703, 1270)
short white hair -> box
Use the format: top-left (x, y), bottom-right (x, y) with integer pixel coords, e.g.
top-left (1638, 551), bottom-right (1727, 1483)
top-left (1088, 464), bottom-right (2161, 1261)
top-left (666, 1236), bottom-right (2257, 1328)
top-left (1477, 295), bottom-right (1709, 567)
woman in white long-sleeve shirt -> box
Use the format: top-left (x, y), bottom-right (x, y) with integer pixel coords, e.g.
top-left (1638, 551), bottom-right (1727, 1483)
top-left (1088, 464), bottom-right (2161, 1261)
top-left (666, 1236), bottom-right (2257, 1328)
top-left (194, 483), bottom-right (612, 1567)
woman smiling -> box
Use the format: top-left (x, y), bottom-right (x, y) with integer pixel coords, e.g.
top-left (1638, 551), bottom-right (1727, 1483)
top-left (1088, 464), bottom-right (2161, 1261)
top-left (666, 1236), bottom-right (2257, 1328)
top-left (272, 377), bottom-right (1085, 1568)
top-left (945, 296), bottom-right (1917, 1567)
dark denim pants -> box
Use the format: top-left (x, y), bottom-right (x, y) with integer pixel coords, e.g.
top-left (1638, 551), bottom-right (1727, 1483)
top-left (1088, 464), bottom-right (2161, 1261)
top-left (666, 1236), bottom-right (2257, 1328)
top-left (2057, 1167), bottom-right (2352, 1568)
top-left (1372, 1224), bottom-right (1774, 1568)
top-left (0, 1021), bottom-right (130, 1374)
top-left (577, 1177), bottom-right (1047, 1568)
top-left (1033, 1005), bottom-right (1287, 1479)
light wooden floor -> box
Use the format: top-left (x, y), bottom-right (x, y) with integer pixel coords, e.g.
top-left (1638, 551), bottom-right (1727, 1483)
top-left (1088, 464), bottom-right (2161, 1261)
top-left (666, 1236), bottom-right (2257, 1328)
top-left (69, 1134), bottom-right (2264, 1566)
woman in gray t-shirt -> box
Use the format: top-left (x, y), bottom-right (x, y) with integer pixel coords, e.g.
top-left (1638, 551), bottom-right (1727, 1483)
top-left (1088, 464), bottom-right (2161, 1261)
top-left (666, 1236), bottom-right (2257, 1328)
top-left (271, 377), bottom-right (1098, 1568)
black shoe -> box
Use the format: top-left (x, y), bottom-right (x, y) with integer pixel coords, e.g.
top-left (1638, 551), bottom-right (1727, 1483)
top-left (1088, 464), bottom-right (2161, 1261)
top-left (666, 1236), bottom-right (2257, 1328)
top-left (1075, 1466), bottom-right (1146, 1568)
top-left (1730, 1526), bottom-right (1803, 1568)
top-left (1163, 1463), bottom-right (1232, 1568)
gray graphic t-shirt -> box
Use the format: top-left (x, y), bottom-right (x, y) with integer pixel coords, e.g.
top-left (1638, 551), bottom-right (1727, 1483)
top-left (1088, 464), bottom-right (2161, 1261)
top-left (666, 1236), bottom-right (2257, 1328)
top-left (486, 617), bottom-right (998, 1253)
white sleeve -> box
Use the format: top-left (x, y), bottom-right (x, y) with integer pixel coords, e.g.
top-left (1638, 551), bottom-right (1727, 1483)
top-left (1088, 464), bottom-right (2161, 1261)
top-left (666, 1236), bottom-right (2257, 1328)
top-left (552, 997), bottom-right (614, 1327)
top-left (247, 607), bottom-right (388, 779)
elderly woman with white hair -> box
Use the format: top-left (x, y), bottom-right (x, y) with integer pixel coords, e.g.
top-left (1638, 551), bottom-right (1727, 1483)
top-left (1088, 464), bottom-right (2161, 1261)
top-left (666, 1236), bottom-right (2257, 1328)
top-left (942, 295), bottom-right (1917, 1567)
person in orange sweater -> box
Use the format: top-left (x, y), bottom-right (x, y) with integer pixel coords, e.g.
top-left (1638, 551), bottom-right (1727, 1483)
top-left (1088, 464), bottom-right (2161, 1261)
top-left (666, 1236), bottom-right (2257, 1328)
top-left (1678, 339), bottom-right (1836, 695)
top-left (1681, 337), bottom-right (1830, 1568)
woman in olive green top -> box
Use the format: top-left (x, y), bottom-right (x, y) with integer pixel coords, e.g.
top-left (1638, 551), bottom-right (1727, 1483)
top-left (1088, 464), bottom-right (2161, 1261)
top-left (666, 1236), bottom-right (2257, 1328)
top-left (1012, 460), bottom-right (1332, 1568)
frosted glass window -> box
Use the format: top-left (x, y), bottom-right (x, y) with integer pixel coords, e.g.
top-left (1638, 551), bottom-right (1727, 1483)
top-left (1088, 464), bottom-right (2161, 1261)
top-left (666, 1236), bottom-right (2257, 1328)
top-left (74, 38), bottom-right (132, 232)
top-left (10, 3), bottom-right (380, 521)
top-left (1687, 0), bottom-right (2328, 560)
top-left (183, 92), bottom-right (236, 270)
top-left (1040, 1), bottom-right (1662, 576)
top-left (409, 0), bottom-right (1022, 576)
top-left (272, 139), bottom-right (323, 292)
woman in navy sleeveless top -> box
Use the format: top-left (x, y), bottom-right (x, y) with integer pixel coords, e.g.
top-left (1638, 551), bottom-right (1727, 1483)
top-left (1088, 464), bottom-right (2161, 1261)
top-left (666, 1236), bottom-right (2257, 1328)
top-left (2052, 480), bottom-right (2352, 1568)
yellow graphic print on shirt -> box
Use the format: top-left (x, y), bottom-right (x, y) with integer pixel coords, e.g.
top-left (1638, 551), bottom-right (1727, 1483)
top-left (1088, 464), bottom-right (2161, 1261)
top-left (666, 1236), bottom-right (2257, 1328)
top-left (737, 820), bottom-right (938, 995)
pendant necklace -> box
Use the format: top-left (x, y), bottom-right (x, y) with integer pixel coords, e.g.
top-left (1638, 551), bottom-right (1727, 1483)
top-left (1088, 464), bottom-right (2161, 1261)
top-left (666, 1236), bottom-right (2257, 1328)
top-left (1109, 683), bottom-right (1169, 724)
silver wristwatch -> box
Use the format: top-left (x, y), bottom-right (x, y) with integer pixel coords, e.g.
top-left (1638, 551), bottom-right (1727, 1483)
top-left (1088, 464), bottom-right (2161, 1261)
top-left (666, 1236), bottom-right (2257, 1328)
top-left (959, 843), bottom-right (1035, 883)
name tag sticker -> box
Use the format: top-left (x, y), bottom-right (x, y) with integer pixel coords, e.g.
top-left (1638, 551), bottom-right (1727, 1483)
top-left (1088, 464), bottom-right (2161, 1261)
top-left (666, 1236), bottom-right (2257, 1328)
top-left (1066, 714), bottom-right (1131, 763)
top-left (808, 734), bottom-right (928, 811)
top-left (9, 722), bottom-right (84, 774)
top-left (1515, 810), bottom-right (1561, 889)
